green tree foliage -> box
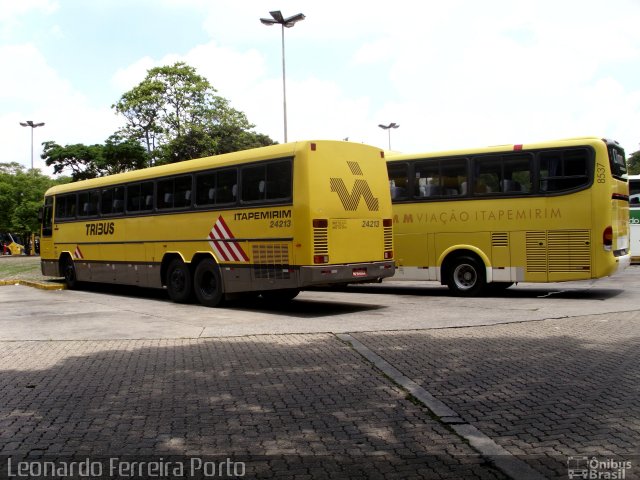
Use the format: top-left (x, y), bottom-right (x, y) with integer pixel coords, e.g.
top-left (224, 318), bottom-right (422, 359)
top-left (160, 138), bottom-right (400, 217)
top-left (113, 62), bottom-right (275, 164)
top-left (42, 135), bottom-right (148, 181)
top-left (0, 163), bottom-right (67, 235)
top-left (627, 148), bottom-right (640, 175)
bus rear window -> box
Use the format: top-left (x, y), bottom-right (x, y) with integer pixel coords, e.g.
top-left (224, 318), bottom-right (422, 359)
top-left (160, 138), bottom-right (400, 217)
top-left (608, 146), bottom-right (626, 179)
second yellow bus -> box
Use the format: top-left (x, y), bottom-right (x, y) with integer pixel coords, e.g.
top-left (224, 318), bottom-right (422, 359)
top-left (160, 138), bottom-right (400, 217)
top-left (386, 137), bottom-right (629, 295)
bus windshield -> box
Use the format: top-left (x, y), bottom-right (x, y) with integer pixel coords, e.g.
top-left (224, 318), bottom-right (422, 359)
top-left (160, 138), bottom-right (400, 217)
top-left (608, 143), bottom-right (627, 179)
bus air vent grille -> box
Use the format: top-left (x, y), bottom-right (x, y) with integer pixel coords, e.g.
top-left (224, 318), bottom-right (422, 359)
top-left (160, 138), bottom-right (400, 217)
top-left (491, 232), bottom-right (508, 247)
top-left (252, 243), bottom-right (291, 280)
top-left (547, 229), bottom-right (591, 272)
top-left (313, 227), bottom-right (329, 255)
top-left (526, 231), bottom-right (547, 272)
top-left (384, 225), bottom-right (393, 251)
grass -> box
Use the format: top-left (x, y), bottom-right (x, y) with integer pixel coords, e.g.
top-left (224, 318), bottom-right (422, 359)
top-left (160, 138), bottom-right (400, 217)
top-left (0, 256), bottom-right (60, 282)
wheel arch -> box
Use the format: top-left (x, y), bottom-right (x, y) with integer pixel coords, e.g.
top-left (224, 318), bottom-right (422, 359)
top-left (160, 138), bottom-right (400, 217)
top-left (160, 252), bottom-right (188, 287)
top-left (439, 246), bottom-right (492, 285)
top-left (58, 251), bottom-right (74, 275)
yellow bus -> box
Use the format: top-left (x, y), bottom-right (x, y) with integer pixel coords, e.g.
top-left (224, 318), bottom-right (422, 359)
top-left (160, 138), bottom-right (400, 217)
top-left (0, 233), bottom-right (25, 256)
top-left (40, 140), bottom-right (395, 306)
top-left (386, 137), bottom-right (629, 295)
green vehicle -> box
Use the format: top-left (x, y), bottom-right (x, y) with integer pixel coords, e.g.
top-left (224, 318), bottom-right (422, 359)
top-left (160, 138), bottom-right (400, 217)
top-left (630, 175), bottom-right (640, 263)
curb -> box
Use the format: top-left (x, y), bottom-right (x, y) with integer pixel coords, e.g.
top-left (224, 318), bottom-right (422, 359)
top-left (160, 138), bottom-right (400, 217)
top-left (337, 333), bottom-right (547, 480)
top-left (0, 279), bottom-right (66, 290)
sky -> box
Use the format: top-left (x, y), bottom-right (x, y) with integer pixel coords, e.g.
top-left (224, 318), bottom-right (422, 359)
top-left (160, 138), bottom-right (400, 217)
top-left (2, 0), bottom-right (640, 175)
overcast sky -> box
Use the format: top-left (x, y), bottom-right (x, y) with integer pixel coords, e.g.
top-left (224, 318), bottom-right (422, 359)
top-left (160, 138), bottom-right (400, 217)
top-left (2, 0), bottom-right (640, 174)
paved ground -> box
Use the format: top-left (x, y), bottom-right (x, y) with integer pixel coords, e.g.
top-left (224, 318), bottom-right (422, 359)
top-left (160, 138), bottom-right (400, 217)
top-left (0, 262), bottom-right (639, 479)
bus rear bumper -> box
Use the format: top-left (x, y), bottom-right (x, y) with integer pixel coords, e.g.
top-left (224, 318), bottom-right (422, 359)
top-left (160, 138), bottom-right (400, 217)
top-left (300, 261), bottom-right (395, 286)
top-left (615, 252), bottom-right (631, 273)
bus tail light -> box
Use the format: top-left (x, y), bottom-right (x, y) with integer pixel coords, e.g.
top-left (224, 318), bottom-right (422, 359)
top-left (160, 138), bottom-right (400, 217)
top-left (603, 226), bottom-right (613, 251)
top-left (383, 218), bottom-right (393, 260)
top-left (314, 255), bottom-right (329, 264)
top-left (313, 219), bottom-right (328, 228)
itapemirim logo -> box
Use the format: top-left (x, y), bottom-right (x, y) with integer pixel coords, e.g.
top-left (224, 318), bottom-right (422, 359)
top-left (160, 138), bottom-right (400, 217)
top-left (330, 161), bottom-right (379, 211)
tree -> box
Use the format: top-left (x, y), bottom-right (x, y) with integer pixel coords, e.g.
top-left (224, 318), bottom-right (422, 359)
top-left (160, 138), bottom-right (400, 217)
top-left (113, 62), bottom-right (275, 164)
top-left (42, 135), bottom-right (148, 181)
top-left (628, 148), bottom-right (640, 175)
top-left (0, 163), bottom-right (66, 235)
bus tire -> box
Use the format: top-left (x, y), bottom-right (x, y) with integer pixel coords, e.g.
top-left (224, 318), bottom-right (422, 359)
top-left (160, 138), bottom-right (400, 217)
top-left (62, 257), bottom-right (79, 290)
top-left (193, 258), bottom-right (225, 307)
top-left (166, 258), bottom-right (194, 303)
top-left (445, 255), bottom-right (486, 296)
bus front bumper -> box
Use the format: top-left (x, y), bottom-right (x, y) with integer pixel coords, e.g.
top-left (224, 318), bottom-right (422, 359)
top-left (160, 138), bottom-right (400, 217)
top-left (300, 261), bottom-right (395, 286)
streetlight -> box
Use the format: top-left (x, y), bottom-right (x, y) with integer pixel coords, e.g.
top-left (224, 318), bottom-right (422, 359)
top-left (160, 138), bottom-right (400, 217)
top-left (378, 122), bottom-right (399, 150)
top-left (260, 10), bottom-right (305, 143)
top-left (19, 120), bottom-right (45, 169)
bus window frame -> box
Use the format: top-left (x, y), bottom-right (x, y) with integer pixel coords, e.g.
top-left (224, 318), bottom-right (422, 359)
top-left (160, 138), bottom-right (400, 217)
top-left (156, 174), bottom-right (194, 211)
top-left (239, 157), bottom-right (293, 206)
top-left (194, 167), bottom-right (239, 209)
top-left (387, 146), bottom-right (597, 205)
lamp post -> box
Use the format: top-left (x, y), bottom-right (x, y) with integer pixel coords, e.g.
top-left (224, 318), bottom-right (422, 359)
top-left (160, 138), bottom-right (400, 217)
top-left (260, 10), bottom-right (305, 143)
top-left (19, 120), bottom-right (45, 169)
top-left (378, 122), bottom-right (399, 150)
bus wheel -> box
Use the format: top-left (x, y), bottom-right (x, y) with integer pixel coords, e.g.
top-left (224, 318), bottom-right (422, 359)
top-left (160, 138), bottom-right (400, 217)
top-left (193, 258), bottom-right (225, 307)
top-left (62, 258), bottom-right (79, 289)
top-left (166, 258), bottom-right (193, 303)
top-left (445, 255), bottom-right (486, 296)
top-left (261, 288), bottom-right (300, 303)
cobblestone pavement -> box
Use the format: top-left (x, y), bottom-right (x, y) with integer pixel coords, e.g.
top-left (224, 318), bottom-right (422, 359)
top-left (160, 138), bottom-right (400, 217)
top-left (0, 335), bottom-right (506, 479)
top-left (1, 312), bottom-right (639, 478)
top-left (354, 313), bottom-right (640, 479)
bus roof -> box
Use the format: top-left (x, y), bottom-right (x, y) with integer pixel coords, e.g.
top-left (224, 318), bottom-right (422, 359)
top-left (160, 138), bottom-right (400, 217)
top-left (387, 136), bottom-right (618, 162)
top-left (44, 140), bottom-right (325, 196)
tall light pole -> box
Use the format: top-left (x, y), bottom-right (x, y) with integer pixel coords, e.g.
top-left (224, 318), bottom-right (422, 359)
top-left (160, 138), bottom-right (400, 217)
top-left (19, 120), bottom-right (45, 169)
top-left (260, 10), bottom-right (305, 143)
top-left (378, 122), bottom-right (399, 150)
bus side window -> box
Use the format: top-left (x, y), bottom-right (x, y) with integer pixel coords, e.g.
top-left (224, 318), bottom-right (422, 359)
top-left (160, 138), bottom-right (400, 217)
top-left (265, 160), bottom-right (292, 200)
top-left (241, 165), bottom-right (266, 202)
top-left (502, 154), bottom-right (532, 193)
top-left (539, 149), bottom-right (589, 192)
top-left (56, 194), bottom-right (77, 219)
top-left (78, 190), bottom-right (99, 217)
top-left (196, 173), bottom-right (216, 206)
top-left (474, 157), bottom-right (501, 194)
top-left (414, 161), bottom-right (440, 197)
top-left (387, 163), bottom-right (409, 200)
top-left (218, 169), bottom-right (237, 204)
top-left (441, 159), bottom-right (467, 196)
top-left (42, 197), bottom-right (53, 237)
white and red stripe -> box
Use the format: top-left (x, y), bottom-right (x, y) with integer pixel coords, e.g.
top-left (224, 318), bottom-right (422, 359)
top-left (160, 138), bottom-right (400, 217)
top-left (208, 216), bottom-right (249, 262)
top-left (74, 245), bottom-right (84, 260)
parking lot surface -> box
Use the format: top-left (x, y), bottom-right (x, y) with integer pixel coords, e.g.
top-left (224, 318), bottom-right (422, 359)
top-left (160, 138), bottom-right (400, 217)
top-left (1, 267), bottom-right (639, 479)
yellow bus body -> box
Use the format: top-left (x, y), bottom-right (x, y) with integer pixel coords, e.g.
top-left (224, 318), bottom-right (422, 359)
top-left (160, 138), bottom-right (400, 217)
top-left (387, 137), bottom-right (629, 295)
top-left (40, 140), bottom-right (394, 305)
